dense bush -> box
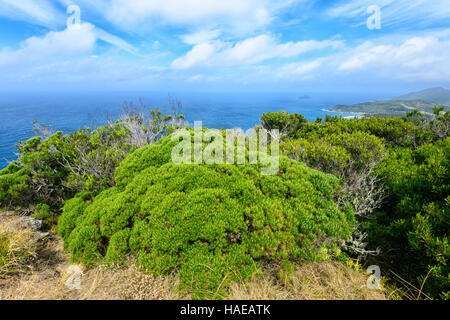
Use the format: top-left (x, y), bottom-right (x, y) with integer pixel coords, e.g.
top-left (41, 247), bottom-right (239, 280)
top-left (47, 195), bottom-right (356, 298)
top-left (3, 107), bottom-right (448, 299)
top-left (264, 110), bottom-right (449, 299)
top-left (297, 116), bottom-right (429, 147)
top-left (282, 130), bottom-right (386, 176)
top-left (0, 126), bottom-right (130, 210)
top-left (369, 138), bottom-right (449, 299)
top-left (0, 134), bottom-right (71, 208)
top-left (281, 130), bottom-right (386, 222)
top-left (261, 111), bottom-right (307, 139)
top-left (58, 134), bottom-right (355, 299)
top-left (0, 107), bottom-right (184, 214)
top-left (404, 108), bottom-right (450, 142)
top-left (31, 203), bottom-right (56, 229)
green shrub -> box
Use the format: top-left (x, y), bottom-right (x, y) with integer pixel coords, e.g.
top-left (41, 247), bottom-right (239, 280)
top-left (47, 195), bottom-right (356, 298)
top-left (30, 203), bottom-right (56, 229)
top-left (0, 129), bottom-right (105, 210)
top-left (32, 204), bottom-right (53, 219)
top-left (404, 108), bottom-right (450, 141)
top-left (276, 112), bottom-right (448, 299)
top-left (369, 138), bottom-right (450, 299)
top-left (295, 116), bottom-right (427, 147)
top-left (261, 111), bottom-right (307, 138)
top-left (0, 167), bottom-right (30, 208)
top-left (282, 130), bottom-right (386, 176)
top-left (59, 134), bottom-right (355, 299)
top-left (0, 107), bottom-right (183, 212)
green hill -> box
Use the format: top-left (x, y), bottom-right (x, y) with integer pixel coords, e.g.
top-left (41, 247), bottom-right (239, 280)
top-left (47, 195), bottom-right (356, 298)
top-left (332, 99), bottom-right (442, 116)
top-left (331, 88), bottom-right (450, 116)
top-left (396, 87), bottom-right (450, 105)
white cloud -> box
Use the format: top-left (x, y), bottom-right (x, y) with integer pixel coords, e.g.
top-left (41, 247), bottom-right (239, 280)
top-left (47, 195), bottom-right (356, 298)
top-left (93, 28), bottom-right (140, 55)
top-left (181, 29), bottom-right (222, 45)
top-left (229, 30), bottom-right (450, 85)
top-left (327, 0), bottom-right (390, 19)
top-left (337, 34), bottom-right (450, 81)
top-left (0, 23), bottom-right (97, 68)
top-left (187, 74), bottom-right (204, 82)
top-left (275, 60), bottom-right (323, 78)
top-left (171, 42), bottom-right (219, 69)
top-left (171, 35), bottom-right (343, 69)
top-left (95, 0), bottom-right (302, 35)
top-left (327, 0), bottom-right (450, 28)
top-left (106, 0), bottom-right (264, 26)
top-left (0, 0), bottom-right (138, 56)
top-left (1, 0), bottom-right (449, 90)
top-left (0, 23), bottom-right (151, 87)
top-left (0, 0), bottom-right (64, 28)
top-left (339, 42), bottom-right (391, 71)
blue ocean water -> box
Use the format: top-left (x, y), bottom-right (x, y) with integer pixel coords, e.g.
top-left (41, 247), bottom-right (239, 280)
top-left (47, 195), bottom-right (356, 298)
top-left (0, 91), bottom-right (392, 169)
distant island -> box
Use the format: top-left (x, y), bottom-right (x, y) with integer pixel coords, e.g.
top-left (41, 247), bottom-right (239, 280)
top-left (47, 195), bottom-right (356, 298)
top-left (298, 95), bottom-right (311, 100)
top-left (332, 87), bottom-right (450, 117)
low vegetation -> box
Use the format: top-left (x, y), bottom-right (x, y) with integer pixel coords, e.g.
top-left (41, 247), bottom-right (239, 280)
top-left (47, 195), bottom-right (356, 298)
top-left (58, 133), bottom-right (354, 299)
top-left (0, 104), bottom-right (448, 300)
top-left (0, 215), bottom-right (37, 277)
top-left (261, 109), bottom-right (449, 299)
top-left (0, 212), bottom-right (389, 300)
top-left (0, 103), bottom-right (185, 209)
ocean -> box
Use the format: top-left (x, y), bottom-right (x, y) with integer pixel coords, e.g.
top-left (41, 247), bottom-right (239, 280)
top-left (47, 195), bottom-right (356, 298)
top-left (0, 91), bottom-right (392, 169)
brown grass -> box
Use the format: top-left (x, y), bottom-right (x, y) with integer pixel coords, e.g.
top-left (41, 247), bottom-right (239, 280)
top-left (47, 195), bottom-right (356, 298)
top-left (0, 211), bottom-right (391, 300)
top-left (227, 261), bottom-right (388, 300)
top-left (0, 212), bottom-right (38, 277)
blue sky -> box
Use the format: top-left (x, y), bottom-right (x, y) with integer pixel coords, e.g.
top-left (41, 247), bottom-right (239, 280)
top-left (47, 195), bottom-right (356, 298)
top-left (0, 0), bottom-right (450, 93)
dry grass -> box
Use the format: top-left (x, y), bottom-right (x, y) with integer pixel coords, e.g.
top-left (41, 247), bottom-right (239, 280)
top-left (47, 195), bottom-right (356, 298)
top-left (227, 261), bottom-right (388, 300)
top-left (0, 211), bottom-right (391, 300)
top-left (0, 211), bottom-right (185, 300)
top-left (0, 212), bottom-right (38, 277)
top-left (0, 248), bottom-right (183, 300)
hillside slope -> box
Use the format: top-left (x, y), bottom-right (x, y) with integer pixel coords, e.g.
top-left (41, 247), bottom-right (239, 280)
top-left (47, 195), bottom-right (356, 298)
top-left (397, 87), bottom-right (450, 105)
top-left (331, 88), bottom-right (450, 116)
top-left (332, 99), bottom-right (441, 116)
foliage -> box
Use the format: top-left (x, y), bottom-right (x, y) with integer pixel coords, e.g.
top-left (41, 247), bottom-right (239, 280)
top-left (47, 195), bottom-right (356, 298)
top-left (58, 134), bottom-right (355, 299)
top-left (0, 166), bottom-right (30, 209)
top-left (272, 110), bottom-right (449, 298)
top-left (369, 138), bottom-right (449, 299)
top-left (261, 111), bottom-right (307, 139)
top-left (31, 203), bottom-right (56, 229)
top-left (0, 134), bottom-right (71, 208)
top-left (404, 108), bottom-right (450, 141)
top-left (298, 116), bottom-right (426, 147)
top-left (2, 106), bottom-right (448, 299)
top-left (0, 106), bottom-right (184, 215)
top-left (281, 120), bottom-right (387, 219)
top-left (280, 123), bottom-right (386, 259)
top-left (282, 130), bottom-right (386, 177)
top-left (0, 126), bottom-right (128, 211)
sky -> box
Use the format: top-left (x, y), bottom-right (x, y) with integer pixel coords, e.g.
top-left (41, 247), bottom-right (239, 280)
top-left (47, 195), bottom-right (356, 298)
top-left (0, 0), bottom-right (450, 93)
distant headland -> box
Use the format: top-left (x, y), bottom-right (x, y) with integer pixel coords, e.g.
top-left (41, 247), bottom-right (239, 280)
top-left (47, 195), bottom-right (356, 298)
top-left (331, 87), bottom-right (450, 117)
